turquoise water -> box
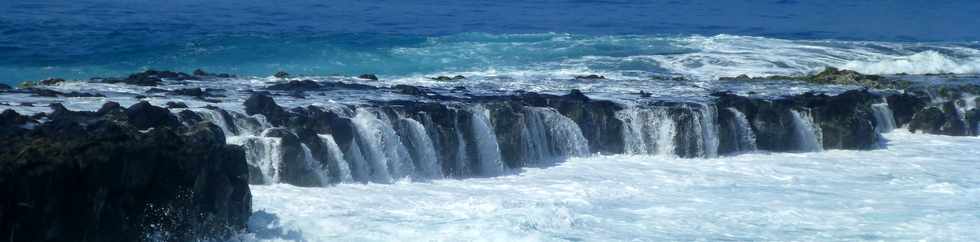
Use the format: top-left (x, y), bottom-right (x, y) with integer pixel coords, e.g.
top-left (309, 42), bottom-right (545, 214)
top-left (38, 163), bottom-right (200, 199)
top-left (3, 0), bottom-right (980, 84)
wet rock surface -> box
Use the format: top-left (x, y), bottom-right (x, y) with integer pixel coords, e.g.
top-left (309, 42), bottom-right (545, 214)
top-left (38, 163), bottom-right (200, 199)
top-left (3, 68), bottom-right (980, 200)
top-left (0, 103), bottom-right (250, 242)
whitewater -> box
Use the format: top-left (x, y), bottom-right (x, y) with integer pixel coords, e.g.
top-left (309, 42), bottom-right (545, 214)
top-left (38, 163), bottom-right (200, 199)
top-left (239, 130), bottom-right (980, 242)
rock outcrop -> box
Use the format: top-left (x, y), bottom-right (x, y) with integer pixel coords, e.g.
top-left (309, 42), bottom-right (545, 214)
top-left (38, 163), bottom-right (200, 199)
top-left (0, 103), bottom-right (250, 242)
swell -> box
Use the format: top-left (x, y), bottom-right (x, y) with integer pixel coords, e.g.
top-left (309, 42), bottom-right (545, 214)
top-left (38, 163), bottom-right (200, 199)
top-left (3, 33), bottom-right (980, 85)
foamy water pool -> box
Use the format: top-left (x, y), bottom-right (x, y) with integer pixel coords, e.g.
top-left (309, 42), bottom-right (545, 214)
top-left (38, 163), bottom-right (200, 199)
top-left (240, 130), bottom-right (980, 241)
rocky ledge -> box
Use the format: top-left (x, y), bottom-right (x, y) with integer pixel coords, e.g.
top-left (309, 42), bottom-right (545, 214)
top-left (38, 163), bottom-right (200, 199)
top-left (214, 85), bottom-right (901, 186)
top-left (0, 102), bottom-right (250, 241)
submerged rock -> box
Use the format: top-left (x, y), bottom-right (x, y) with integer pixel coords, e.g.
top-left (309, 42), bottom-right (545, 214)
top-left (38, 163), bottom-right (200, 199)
top-left (267, 80), bottom-right (321, 91)
top-left (0, 105), bottom-right (250, 242)
top-left (21, 88), bottom-right (105, 98)
top-left (193, 69), bottom-right (234, 78)
top-left (102, 70), bottom-right (198, 86)
top-left (430, 75), bottom-right (466, 81)
top-left (166, 101), bottom-right (189, 109)
top-left (574, 74), bottom-right (606, 80)
top-left (357, 74), bottom-right (379, 81)
top-left (274, 71), bottom-right (291, 78)
top-left (718, 68), bottom-right (912, 89)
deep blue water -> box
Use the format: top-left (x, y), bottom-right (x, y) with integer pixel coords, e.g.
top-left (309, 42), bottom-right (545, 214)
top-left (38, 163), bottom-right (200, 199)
top-left (2, 0), bottom-right (980, 84)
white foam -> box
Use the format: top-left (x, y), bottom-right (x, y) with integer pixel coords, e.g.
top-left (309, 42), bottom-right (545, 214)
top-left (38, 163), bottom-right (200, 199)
top-left (242, 130), bottom-right (980, 241)
top-left (843, 51), bottom-right (980, 75)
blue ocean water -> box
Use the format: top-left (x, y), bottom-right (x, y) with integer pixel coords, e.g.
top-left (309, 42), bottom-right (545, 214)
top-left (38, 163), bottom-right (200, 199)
top-left (2, 0), bottom-right (980, 84)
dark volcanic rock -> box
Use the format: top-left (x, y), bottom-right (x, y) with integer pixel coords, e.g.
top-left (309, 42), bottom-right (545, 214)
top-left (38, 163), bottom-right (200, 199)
top-left (967, 109), bottom-right (980, 135)
top-left (244, 93), bottom-right (291, 126)
top-left (126, 101), bottom-right (181, 130)
top-left (27, 88), bottom-right (63, 97)
top-left (103, 70), bottom-right (198, 86)
top-left (393, 84), bottom-right (428, 96)
top-left (172, 88), bottom-right (207, 97)
top-left (268, 80), bottom-right (320, 91)
top-left (193, 69), bottom-right (234, 78)
top-left (574, 74), bottom-right (606, 80)
top-left (940, 102), bottom-right (970, 136)
top-left (357, 74), bottom-right (379, 81)
top-left (909, 107), bottom-right (946, 134)
top-left (166, 101), bottom-right (189, 109)
top-left (273, 71), bottom-right (291, 78)
top-left (40, 78), bottom-right (66, 86)
top-left (22, 88), bottom-right (105, 98)
top-left (0, 106), bottom-right (250, 242)
top-left (715, 90), bottom-right (881, 152)
top-left (169, 88), bottom-right (224, 98)
top-left (906, 100), bottom-right (975, 136)
top-left (718, 68), bottom-right (912, 89)
top-left (430, 75), bottom-right (466, 81)
top-left (261, 128), bottom-right (326, 187)
top-left (886, 93), bottom-right (928, 127)
top-left (268, 80), bottom-right (377, 92)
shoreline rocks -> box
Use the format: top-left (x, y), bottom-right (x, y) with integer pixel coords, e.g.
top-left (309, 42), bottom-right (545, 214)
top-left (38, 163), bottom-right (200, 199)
top-left (718, 67), bottom-right (914, 89)
top-left (0, 102), bottom-right (250, 242)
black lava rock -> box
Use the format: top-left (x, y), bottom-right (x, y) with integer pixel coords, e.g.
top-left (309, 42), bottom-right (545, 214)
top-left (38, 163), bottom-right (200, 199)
top-left (0, 105), bottom-right (250, 242)
top-left (244, 93), bottom-right (291, 126)
top-left (357, 74), bottom-right (379, 81)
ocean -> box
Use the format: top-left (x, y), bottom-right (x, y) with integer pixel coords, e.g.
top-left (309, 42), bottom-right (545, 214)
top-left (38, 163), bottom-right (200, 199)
top-left (3, 1), bottom-right (980, 241)
top-left (2, 0), bottom-right (980, 84)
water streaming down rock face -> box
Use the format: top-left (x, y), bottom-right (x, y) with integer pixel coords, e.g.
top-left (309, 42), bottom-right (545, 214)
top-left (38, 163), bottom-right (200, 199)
top-left (468, 106), bottom-right (508, 176)
top-left (724, 107), bottom-right (758, 152)
top-left (180, 90), bottom-right (899, 186)
top-left (195, 108), bottom-right (284, 184)
top-left (228, 135), bottom-right (283, 184)
top-left (687, 103), bottom-right (720, 158)
top-left (396, 117), bottom-right (444, 179)
top-left (872, 103), bottom-right (898, 133)
top-left (614, 104), bottom-right (720, 158)
top-left (350, 109), bottom-right (400, 183)
top-left (616, 107), bottom-right (676, 156)
top-left (790, 109), bottom-right (824, 152)
top-left (299, 143), bottom-right (330, 186)
top-left (519, 107), bottom-right (591, 164)
top-left (195, 108), bottom-right (235, 136)
top-left (317, 134), bottom-right (354, 183)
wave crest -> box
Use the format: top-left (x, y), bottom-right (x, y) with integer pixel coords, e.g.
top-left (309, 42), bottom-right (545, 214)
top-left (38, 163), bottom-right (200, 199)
top-left (842, 51), bottom-right (980, 75)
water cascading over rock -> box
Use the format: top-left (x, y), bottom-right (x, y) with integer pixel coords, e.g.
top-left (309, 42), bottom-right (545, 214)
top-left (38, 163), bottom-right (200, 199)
top-left (719, 107), bottom-right (758, 153)
top-left (616, 107), bottom-right (677, 156)
top-left (184, 90), bottom-right (902, 187)
top-left (871, 103), bottom-right (897, 133)
top-left (790, 109), bottom-right (824, 152)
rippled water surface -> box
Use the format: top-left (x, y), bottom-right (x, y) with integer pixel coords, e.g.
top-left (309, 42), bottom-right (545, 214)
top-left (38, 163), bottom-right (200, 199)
top-left (3, 0), bottom-right (980, 84)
